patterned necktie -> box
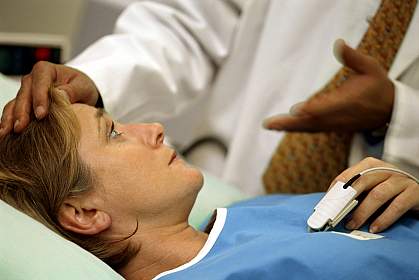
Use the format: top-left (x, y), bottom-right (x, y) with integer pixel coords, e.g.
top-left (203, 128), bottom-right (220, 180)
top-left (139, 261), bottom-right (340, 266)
top-left (263, 0), bottom-right (417, 194)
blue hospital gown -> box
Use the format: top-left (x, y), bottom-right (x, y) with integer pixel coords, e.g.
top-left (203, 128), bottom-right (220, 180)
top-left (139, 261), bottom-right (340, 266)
top-left (154, 193), bottom-right (419, 279)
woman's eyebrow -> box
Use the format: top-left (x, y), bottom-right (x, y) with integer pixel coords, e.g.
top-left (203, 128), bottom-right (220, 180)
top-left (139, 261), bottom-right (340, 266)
top-left (95, 108), bottom-right (106, 138)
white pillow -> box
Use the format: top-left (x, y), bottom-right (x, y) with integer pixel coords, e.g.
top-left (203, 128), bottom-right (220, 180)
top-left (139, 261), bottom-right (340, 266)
top-left (0, 199), bottom-right (124, 280)
top-left (0, 172), bottom-right (246, 279)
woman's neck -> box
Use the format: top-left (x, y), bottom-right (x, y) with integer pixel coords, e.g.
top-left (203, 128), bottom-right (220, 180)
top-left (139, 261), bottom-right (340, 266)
top-left (120, 222), bottom-right (208, 280)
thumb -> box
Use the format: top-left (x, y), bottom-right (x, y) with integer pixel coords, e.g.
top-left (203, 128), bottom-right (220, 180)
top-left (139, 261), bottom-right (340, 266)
top-left (333, 39), bottom-right (381, 75)
top-left (54, 85), bottom-right (73, 103)
top-left (55, 83), bottom-right (97, 105)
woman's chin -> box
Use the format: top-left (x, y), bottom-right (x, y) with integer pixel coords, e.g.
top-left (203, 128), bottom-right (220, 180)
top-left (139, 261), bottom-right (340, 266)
top-left (175, 161), bottom-right (204, 190)
top-left (191, 168), bottom-right (204, 188)
top-left (185, 167), bottom-right (204, 191)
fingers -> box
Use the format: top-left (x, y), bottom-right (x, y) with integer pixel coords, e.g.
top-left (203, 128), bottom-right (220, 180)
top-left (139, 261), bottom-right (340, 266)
top-left (31, 61), bottom-right (57, 119)
top-left (329, 157), bottom-right (392, 190)
top-left (7, 61), bottom-right (57, 134)
top-left (3, 61), bottom-right (62, 135)
top-left (0, 62), bottom-right (98, 137)
top-left (263, 114), bottom-right (317, 131)
top-left (369, 181), bottom-right (419, 233)
top-left (54, 85), bottom-right (75, 103)
top-left (12, 75), bottom-right (34, 133)
top-left (62, 69), bottom-right (99, 105)
top-left (0, 100), bottom-right (16, 137)
top-left (275, 80), bottom-right (362, 126)
top-left (262, 92), bottom-right (355, 132)
top-left (300, 89), bottom-right (353, 117)
top-left (332, 39), bottom-right (345, 64)
top-left (331, 157), bottom-right (418, 233)
top-left (336, 39), bottom-right (383, 76)
top-left (53, 86), bottom-right (71, 102)
top-left (263, 40), bottom-right (390, 133)
top-left (345, 176), bottom-right (406, 231)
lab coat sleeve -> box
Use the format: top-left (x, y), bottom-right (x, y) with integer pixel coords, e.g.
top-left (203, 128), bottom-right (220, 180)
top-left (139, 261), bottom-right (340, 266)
top-left (383, 80), bottom-right (419, 176)
top-left (67, 0), bottom-right (241, 122)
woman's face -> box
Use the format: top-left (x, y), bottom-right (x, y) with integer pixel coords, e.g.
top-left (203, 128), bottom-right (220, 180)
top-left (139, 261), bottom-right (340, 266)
top-left (72, 104), bottom-right (203, 227)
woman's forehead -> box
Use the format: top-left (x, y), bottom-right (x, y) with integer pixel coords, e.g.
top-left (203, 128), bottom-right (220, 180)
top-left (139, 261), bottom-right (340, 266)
top-left (70, 104), bottom-right (104, 143)
top-left (71, 103), bottom-right (94, 115)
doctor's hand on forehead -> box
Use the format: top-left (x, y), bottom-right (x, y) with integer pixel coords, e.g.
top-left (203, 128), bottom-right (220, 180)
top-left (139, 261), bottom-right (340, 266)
top-left (0, 61), bottom-right (99, 137)
top-left (331, 157), bottom-right (419, 234)
top-left (263, 39), bottom-right (395, 133)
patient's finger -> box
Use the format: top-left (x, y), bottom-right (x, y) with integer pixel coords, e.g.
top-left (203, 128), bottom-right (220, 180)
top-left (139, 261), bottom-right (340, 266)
top-left (0, 100), bottom-right (16, 137)
top-left (369, 181), bottom-right (419, 233)
top-left (13, 75), bottom-right (33, 133)
top-left (345, 176), bottom-right (405, 230)
top-left (329, 157), bottom-right (392, 190)
top-left (330, 170), bottom-right (390, 194)
top-left (31, 61), bottom-right (56, 119)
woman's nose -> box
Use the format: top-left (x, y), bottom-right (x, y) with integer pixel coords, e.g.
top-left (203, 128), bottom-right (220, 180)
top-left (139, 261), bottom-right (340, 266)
top-left (128, 122), bottom-right (164, 148)
top-left (149, 123), bottom-right (165, 147)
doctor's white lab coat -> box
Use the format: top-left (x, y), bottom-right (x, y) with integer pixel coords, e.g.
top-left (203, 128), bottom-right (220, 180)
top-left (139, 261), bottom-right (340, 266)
top-left (69, 0), bottom-right (419, 195)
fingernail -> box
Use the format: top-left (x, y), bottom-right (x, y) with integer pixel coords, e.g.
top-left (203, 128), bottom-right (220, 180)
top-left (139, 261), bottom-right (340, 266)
top-left (262, 114), bottom-right (289, 130)
top-left (262, 116), bottom-right (277, 129)
top-left (14, 120), bottom-right (20, 131)
top-left (369, 225), bottom-right (378, 233)
top-left (345, 220), bottom-right (356, 230)
top-left (262, 118), bottom-right (273, 129)
top-left (289, 101), bottom-right (306, 116)
top-left (333, 38), bottom-right (346, 64)
top-left (35, 106), bottom-right (45, 119)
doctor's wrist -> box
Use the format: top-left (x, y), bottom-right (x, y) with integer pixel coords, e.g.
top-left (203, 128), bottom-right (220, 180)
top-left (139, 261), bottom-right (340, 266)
top-left (362, 123), bottom-right (389, 145)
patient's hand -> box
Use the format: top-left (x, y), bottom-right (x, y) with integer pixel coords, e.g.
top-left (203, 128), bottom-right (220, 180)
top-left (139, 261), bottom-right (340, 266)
top-left (330, 157), bottom-right (419, 233)
top-left (263, 39), bottom-right (394, 132)
top-left (0, 61), bottom-right (99, 136)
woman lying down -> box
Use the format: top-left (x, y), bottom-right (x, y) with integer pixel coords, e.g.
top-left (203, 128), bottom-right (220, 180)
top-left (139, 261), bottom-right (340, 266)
top-left (0, 92), bottom-right (419, 280)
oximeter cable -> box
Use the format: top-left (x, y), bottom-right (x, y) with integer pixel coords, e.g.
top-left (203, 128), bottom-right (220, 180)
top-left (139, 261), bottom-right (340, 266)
top-left (343, 167), bottom-right (419, 189)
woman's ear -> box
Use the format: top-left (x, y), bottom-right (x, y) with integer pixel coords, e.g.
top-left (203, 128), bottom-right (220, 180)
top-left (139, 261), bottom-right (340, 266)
top-left (58, 198), bottom-right (111, 235)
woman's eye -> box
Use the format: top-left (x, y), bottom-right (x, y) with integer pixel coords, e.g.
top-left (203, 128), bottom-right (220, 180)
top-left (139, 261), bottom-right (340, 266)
top-left (109, 121), bottom-right (122, 139)
top-left (110, 129), bottom-right (122, 139)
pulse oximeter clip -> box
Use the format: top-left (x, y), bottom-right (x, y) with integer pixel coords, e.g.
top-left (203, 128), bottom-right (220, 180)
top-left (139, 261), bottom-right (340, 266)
top-left (307, 181), bottom-right (358, 232)
top-left (307, 167), bottom-right (419, 232)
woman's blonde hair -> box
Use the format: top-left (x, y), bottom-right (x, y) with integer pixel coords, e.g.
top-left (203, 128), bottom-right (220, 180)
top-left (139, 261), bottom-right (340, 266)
top-left (0, 91), bottom-right (137, 270)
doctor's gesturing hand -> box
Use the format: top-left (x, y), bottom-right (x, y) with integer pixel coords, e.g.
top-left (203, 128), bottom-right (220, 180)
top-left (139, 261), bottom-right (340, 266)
top-left (263, 39), bottom-right (395, 132)
top-left (0, 61), bottom-right (99, 136)
top-left (331, 157), bottom-right (419, 233)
